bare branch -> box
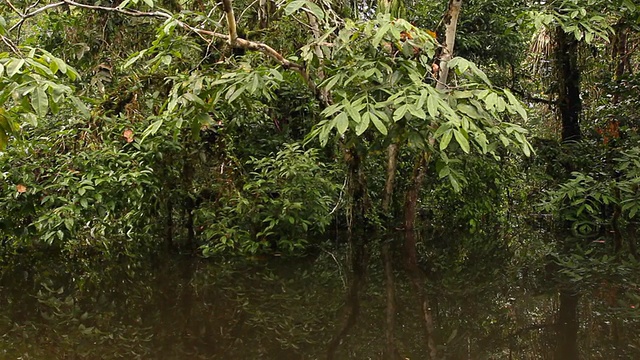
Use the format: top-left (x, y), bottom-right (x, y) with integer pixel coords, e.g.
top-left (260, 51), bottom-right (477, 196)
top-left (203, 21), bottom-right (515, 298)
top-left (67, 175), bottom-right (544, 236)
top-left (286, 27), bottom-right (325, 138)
top-left (4, 0), bottom-right (24, 16)
top-left (9, 1), bottom-right (65, 31)
top-left (1, 34), bottom-right (21, 55)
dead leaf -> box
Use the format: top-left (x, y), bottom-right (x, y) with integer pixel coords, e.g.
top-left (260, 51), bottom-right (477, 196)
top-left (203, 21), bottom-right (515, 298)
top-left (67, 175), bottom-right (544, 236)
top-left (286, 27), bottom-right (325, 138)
top-left (123, 129), bottom-right (134, 143)
top-left (16, 184), bottom-right (27, 193)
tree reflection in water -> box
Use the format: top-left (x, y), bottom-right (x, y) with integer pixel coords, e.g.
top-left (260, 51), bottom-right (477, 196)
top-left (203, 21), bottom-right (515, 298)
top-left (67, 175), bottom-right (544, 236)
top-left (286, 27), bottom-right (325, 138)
top-left (1, 234), bottom-right (639, 359)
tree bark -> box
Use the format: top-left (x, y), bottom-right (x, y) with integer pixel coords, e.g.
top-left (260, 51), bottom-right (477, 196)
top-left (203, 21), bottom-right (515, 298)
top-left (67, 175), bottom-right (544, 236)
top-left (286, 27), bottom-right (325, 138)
top-left (555, 27), bottom-right (582, 142)
top-left (404, 154), bottom-right (428, 232)
top-left (382, 143), bottom-right (399, 217)
top-left (437, 0), bottom-right (463, 89)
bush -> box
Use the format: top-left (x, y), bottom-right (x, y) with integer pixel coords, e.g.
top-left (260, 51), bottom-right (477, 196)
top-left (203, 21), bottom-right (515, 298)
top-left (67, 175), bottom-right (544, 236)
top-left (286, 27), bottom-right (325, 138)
top-left (197, 143), bottom-right (338, 255)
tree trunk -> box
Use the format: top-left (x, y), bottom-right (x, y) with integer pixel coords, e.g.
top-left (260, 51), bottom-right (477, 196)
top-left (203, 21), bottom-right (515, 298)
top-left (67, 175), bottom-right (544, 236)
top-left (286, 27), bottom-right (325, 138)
top-left (555, 290), bottom-right (580, 360)
top-left (404, 154), bottom-right (428, 232)
top-left (555, 27), bottom-right (582, 142)
top-left (437, 0), bottom-right (463, 89)
top-left (345, 147), bottom-right (368, 233)
top-left (382, 143), bottom-right (399, 218)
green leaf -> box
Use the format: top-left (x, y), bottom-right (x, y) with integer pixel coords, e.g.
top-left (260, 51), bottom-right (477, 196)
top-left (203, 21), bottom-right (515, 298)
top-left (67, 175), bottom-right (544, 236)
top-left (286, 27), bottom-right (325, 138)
top-left (161, 55), bottom-right (172, 66)
top-left (285, 0), bottom-right (306, 15)
top-left (6, 58), bottom-right (25, 77)
top-left (454, 129), bottom-right (470, 153)
top-left (484, 92), bottom-right (498, 110)
top-left (0, 127), bottom-right (7, 150)
top-left (141, 119), bottom-right (163, 142)
top-left (335, 112), bottom-right (349, 135)
top-left (304, 1), bottom-right (325, 20)
top-left (427, 93), bottom-right (439, 118)
top-left (117, 0), bottom-right (135, 9)
top-left (324, 75), bottom-right (341, 91)
top-left (440, 130), bottom-right (452, 151)
top-left (407, 104), bottom-right (426, 119)
top-left (393, 104), bottom-right (408, 121)
top-left (318, 121), bottom-right (331, 146)
top-left (355, 112), bottom-right (370, 135)
top-left (370, 112), bottom-right (387, 135)
top-left (522, 142), bottom-right (532, 157)
top-left (70, 96), bottom-right (90, 119)
top-left (31, 86), bottom-right (49, 117)
top-left (123, 50), bottom-right (147, 69)
top-left (372, 23), bottom-right (391, 47)
top-left (344, 103), bottom-right (361, 124)
top-left (503, 89), bottom-right (527, 121)
top-left (53, 58), bottom-right (67, 74)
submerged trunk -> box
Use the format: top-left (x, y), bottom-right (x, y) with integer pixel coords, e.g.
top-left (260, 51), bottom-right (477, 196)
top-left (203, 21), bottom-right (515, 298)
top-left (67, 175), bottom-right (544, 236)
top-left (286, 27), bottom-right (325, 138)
top-left (405, 229), bottom-right (438, 359)
top-left (555, 290), bottom-right (580, 360)
top-left (382, 241), bottom-right (401, 359)
top-left (327, 233), bottom-right (368, 359)
top-left (555, 27), bottom-right (582, 142)
top-left (403, 155), bottom-right (437, 358)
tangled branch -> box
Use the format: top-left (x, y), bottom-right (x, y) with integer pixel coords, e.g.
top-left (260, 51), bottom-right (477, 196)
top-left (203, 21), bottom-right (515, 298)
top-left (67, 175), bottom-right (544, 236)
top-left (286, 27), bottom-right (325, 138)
top-left (4, 0), bottom-right (318, 95)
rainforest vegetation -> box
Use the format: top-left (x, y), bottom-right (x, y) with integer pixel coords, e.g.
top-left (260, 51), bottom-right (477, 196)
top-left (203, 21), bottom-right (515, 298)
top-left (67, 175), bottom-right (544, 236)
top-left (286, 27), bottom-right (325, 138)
top-left (1, 0), bottom-right (640, 358)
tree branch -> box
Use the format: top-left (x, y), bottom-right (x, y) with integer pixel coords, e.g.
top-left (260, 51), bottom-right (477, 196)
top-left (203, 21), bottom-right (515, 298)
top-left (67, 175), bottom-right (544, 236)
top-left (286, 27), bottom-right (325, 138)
top-left (508, 87), bottom-right (556, 105)
top-left (6, 0), bottom-right (319, 96)
top-left (1, 34), bottom-right (21, 55)
top-left (9, 1), bottom-right (65, 31)
top-left (4, 0), bottom-right (24, 16)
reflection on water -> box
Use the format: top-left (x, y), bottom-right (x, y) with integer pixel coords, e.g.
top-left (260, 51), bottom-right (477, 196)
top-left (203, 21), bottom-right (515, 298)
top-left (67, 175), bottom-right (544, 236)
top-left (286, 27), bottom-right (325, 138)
top-left (1, 238), bottom-right (639, 359)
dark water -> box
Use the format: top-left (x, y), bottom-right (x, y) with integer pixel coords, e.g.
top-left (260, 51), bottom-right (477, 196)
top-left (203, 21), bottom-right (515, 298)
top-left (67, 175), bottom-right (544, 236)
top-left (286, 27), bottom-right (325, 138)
top-left (1, 240), bottom-right (639, 359)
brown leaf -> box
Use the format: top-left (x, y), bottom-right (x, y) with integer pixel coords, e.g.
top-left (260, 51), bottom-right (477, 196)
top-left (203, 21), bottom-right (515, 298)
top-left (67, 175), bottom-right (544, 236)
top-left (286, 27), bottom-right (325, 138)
top-left (16, 184), bottom-right (27, 193)
top-left (123, 129), bottom-right (134, 143)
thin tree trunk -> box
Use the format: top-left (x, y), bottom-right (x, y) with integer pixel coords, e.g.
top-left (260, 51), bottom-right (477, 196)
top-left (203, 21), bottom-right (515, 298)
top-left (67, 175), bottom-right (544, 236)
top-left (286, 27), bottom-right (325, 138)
top-left (612, 21), bottom-right (630, 83)
top-left (555, 27), bottom-right (582, 142)
top-left (437, 0), bottom-right (463, 89)
top-left (345, 148), bottom-right (368, 233)
top-left (382, 143), bottom-right (399, 217)
top-left (404, 154), bottom-right (428, 232)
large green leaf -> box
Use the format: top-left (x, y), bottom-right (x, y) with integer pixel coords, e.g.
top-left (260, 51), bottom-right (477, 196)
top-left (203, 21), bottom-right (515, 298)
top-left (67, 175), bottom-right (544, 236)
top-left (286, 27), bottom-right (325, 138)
top-left (454, 129), bottom-right (470, 153)
top-left (31, 86), bottom-right (49, 117)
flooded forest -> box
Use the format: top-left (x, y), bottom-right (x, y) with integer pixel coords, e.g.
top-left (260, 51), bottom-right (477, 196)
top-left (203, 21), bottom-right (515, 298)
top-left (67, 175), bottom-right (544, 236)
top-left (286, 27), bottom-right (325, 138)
top-left (1, 0), bottom-right (640, 358)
